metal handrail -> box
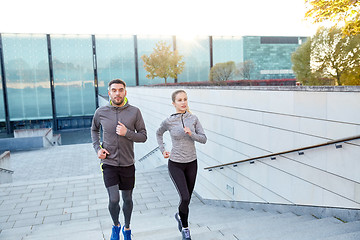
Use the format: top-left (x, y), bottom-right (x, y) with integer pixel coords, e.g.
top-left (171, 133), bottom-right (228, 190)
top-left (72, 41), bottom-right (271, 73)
top-left (204, 135), bottom-right (360, 171)
top-left (138, 146), bottom-right (161, 162)
top-left (44, 128), bottom-right (55, 146)
top-left (0, 167), bottom-right (14, 174)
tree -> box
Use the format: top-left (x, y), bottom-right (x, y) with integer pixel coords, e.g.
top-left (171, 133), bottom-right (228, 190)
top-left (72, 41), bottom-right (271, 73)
top-left (141, 41), bottom-right (185, 84)
top-left (292, 27), bottom-right (360, 85)
top-left (209, 61), bottom-right (236, 82)
top-left (311, 27), bottom-right (360, 85)
top-left (342, 64), bottom-right (360, 85)
top-left (305, 0), bottom-right (360, 36)
top-left (291, 37), bottom-right (315, 85)
top-left (236, 60), bottom-right (255, 80)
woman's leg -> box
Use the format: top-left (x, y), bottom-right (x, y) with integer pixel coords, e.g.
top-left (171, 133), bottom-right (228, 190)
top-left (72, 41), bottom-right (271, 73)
top-left (184, 160), bottom-right (198, 204)
top-left (168, 160), bottom-right (197, 228)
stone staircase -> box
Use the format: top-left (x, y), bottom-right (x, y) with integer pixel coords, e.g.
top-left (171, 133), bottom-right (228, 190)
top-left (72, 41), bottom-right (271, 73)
top-left (130, 199), bottom-right (360, 240)
top-left (1, 165), bottom-right (359, 240)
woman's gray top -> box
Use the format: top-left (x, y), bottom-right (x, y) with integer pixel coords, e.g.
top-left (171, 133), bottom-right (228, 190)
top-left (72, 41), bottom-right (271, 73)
top-left (156, 111), bottom-right (207, 163)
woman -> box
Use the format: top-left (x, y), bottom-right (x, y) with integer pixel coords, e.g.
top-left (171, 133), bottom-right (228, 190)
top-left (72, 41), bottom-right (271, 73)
top-left (156, 90), bottom-right (207, 240)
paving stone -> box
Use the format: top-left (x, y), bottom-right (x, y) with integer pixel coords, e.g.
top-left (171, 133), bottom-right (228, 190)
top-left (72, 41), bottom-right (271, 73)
top-left (71, 210), bottom-right (98, 220)
top-left (43, 214), bottom-right (71, 224)
top-left (46, 201), bottom-right (72, 210)
top-left (63, 205), bottom-right (88, 214)
top-left (0, 215), bottom-right (9, 223)
top-left (15, 200), bottom-right (42, 209)
top-left (8, 212), bottom-right (37, 221)
top-left (13, 217), bottom-right (44, 228)
top-left (36, 208), bottom-right (64, 218)
top-left (0, 226), bottom-right (31, 239)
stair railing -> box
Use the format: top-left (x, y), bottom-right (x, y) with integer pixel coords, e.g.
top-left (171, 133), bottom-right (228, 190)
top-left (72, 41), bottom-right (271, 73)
top-left (204, 135), bottom-right (360, 171)
top-left (138, 146), bottom-right (161, 162)
top-left (0, 167), bottom-right (14, 174)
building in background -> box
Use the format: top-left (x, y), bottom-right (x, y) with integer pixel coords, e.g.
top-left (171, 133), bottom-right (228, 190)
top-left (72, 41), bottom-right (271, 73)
top-left (0, 33), bottom-right (306, 134)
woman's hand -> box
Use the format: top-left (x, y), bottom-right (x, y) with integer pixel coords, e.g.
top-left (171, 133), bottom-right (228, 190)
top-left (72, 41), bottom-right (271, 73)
top-left (163, 151), bottom-right (170, 159)
top-left (184, 127), bottom-right (192, 136)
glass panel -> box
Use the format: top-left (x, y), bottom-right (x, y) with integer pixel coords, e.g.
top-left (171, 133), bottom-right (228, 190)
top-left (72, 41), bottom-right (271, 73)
top-left (213, 36), bottom-right (243, 65)
top-left (0, 50), bottom-right (4, 123)
top-left (137, 35), bottom-right (173, 85)
top-left (51, 35), bottom-right (95, 117)
top-left (2, 33), bottom-right (52, 121)
top-left (176, 36), bottom-right (210, 83)
top-left (96, 35), bottom-right (135, 96)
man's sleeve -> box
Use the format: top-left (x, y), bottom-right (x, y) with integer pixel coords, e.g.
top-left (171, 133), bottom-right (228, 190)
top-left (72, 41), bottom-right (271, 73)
top-left (91, 110), bottom-right (102, 153)
top-left (125, 109), bottom-right (147, 143)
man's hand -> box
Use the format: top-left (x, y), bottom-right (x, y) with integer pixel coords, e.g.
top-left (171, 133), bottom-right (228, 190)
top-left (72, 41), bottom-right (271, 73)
top-left (163, 151), bottom-right (170, 159)
top-left (98, 148), bottom-right (109, 159)
top-left (116, 121), bottom-right (127, 136)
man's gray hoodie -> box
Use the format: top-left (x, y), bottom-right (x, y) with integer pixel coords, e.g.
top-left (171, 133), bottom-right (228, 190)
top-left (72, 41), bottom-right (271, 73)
top-left (91, 100), bottom-right (147, 167)
top-left (156, 111), bottom-right (207, 163)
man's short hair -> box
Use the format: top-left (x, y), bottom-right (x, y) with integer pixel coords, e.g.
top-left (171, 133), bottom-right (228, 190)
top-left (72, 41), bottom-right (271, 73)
top-left (108, 79), bottom-right (126, 90)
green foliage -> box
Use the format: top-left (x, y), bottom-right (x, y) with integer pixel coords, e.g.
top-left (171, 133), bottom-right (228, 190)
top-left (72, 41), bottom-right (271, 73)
top-left (292, 27), bottom-right (360, 85)
top-left (305, 0), bottom-right (360, 36)
top-left (292, 37), bottom-right (314, 85)
top-left (141, 41), bottom-right (185, 84)
top-left (342, 65), bottom-right (360, 85)
top-left (209, 61), bottom-right (236, 82)
top-left (236, 60), bottom-right (255, 80)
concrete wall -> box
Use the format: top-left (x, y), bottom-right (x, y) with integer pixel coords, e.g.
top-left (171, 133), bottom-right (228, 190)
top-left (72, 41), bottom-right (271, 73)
top-left (0, 136), bottom-right (44, 152)
top-left (0, 128), bottom-right (62, 152)
top-left (128, 86), bottom-right (360, 214)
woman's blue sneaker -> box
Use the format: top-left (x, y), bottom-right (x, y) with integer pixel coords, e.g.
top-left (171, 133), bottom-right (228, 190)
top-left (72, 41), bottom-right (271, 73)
top-left (175, 212), bottom-right (182, 232)
top-left (110, 225), bottom-right (121, 240)
top-left (122, 226), bottom-right (132, 240)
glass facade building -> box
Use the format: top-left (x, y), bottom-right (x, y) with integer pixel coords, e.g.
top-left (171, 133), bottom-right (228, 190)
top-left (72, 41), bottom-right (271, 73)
top-left (177, 36), bottom-right (210, 83)
top-left (0, 33), bottom-right (305, 134)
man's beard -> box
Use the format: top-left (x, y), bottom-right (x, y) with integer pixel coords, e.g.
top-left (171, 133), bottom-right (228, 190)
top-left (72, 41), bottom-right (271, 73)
top-left (112, 98), bottom-right (124, 106)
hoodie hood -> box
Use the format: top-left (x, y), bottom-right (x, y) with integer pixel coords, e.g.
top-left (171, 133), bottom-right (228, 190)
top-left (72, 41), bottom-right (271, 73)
top-left (108, 97), bottom-right (129, 110)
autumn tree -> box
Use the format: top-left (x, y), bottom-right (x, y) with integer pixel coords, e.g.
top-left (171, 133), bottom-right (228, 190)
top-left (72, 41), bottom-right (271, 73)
top-left (312, 27), bottom-right (360, 85)
top-left (292, 27), bottom-right (360, 85)
top-left (209, 61), bottom-right (236, 82)
top-left (291, 37), bottom-right (315, 85)
top-left (342, 64), bottom-right (360, 85)
top-left (305, 0), bottom-right (360, 36)
top-left (236, 60), bottom-right (255, 80)
top-left (141, 41), bottom-right (185, 84)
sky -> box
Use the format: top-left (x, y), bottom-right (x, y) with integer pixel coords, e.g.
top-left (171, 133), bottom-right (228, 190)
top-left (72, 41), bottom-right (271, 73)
top-left (0, 0), bottom-right (321, 37)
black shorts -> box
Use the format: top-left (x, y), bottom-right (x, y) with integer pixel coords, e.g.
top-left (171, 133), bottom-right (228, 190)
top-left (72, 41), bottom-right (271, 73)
top-left (101, 163), bottom-right (135, 190)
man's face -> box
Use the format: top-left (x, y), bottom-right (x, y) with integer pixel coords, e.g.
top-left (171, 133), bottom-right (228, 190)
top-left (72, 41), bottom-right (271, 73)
top-left (108, 83), bottom-right (127, 106)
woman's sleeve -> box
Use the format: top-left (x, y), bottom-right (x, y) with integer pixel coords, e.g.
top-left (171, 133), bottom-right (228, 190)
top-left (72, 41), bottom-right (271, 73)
top-left (190, 116), bottom-right (207, 144)
top-left (156, 119), bottom-right (168, 153)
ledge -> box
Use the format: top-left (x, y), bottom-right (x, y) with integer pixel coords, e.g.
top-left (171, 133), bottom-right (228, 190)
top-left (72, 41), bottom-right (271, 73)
top-left (132, 85), bottom-right (360, 92)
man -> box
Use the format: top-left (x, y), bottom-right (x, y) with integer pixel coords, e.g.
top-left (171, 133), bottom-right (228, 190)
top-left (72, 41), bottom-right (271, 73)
top-left (91, 79), bottom-right (147, 240)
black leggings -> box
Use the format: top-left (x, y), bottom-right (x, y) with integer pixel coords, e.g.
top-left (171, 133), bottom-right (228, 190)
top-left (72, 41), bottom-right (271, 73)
top-left (168, 159), bottom-right (197, 228)
top-left (107, 185), bottom-right (133, 228)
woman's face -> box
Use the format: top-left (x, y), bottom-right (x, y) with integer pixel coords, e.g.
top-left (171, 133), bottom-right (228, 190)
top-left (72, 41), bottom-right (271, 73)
top-left (173, 92), bottom-right (188, 113)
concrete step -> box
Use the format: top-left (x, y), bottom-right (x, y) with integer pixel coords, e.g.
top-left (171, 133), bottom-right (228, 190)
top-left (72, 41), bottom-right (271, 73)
top-left (206, 212), bottom-right (316, 234)
top-left (22, 219), bottom-right (105, 240)
top-left (278, 220), bottom-right (360, 240)
top-left (316, 230), bottom-right (360, 240)
top-left (227, 217), bottom-right (354, 240)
